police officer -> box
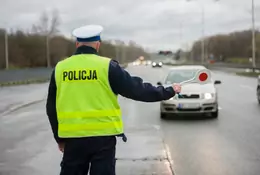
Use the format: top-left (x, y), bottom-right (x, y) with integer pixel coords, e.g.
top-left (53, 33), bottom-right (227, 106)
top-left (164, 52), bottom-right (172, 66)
top-left (46, 24), bottom-right (181, 175)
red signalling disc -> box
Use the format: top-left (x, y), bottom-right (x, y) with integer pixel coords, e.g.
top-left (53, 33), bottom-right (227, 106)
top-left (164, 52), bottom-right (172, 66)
top-left (199, 72), bottom-right (208, 81)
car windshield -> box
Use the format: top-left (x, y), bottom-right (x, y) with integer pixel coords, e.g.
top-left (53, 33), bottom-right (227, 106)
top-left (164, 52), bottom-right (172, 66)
top-left (164, 69), bottom-right (200, 84)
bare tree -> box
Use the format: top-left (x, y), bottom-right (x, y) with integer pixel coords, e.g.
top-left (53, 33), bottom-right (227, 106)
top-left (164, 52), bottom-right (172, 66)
top-left (48, 9), bottom-right (60, 36)
top-left (39, 11), bottom-right (49, 35)
top-left (0, 11), bottom-right (151, 69)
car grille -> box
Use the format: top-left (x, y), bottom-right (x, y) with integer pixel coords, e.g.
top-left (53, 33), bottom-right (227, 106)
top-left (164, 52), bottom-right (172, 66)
top-left (177, 108), bottom-right (201, 112)
top-left (180, 94), bottom-right (200, 99)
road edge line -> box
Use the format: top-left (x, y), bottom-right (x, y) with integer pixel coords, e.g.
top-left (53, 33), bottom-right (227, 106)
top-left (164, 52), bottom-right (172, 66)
top-left (1, 99), bottom-right (46, 116)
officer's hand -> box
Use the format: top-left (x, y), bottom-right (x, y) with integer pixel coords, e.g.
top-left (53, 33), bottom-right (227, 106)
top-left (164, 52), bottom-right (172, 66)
top-left (58, 142), bottom-right (65, 153)
top-left (172, 83), bottom-right (181, 93)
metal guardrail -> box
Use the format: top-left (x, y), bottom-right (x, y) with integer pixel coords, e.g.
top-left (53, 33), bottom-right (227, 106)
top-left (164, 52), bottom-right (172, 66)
top-left (0, 67), bottom-right (53, 86)
top-left (164, 61), bottom-right (260, 70)
top-left (0, 64), bottom-right (128, 86)
top-left (205, 62), bottom-right (260, 70)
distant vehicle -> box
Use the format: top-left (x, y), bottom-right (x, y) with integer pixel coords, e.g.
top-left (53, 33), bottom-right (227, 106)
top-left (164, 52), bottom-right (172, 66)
top-left (141, 61), bottom-right (146, 65)
top-left (146, 60), bottom-right (152, 65)
top-left (158, 51), bottom-right (173, 55)
top-left (152, 61), bottom-right (162, 67)
top-left (257, 75), bottom-right (260, 104)
top-left (157, 65), bottom-right (221, 119)
top-left (132, 61), bottom-right (139, 66)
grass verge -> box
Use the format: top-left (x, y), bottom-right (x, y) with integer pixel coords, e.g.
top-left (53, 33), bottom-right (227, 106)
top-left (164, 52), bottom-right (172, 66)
top-left (0, 78), bottom-right (50, 87)
top-left (236, 72), bottom-right (260, 77)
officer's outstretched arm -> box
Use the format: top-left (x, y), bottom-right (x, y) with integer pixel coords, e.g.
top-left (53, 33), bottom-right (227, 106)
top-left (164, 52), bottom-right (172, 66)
top-left (108, 60), bottom-right (176, 102)
top-left (46, 70), bottom-right (64, 144)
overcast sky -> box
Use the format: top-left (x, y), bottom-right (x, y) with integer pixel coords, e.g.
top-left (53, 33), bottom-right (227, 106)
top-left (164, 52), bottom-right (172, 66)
top-left (1, 0), bottom-right (260, 52)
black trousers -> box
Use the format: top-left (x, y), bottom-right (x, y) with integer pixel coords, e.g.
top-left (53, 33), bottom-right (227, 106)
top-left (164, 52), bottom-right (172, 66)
top-left (60, 136), bottom-right (117, 175)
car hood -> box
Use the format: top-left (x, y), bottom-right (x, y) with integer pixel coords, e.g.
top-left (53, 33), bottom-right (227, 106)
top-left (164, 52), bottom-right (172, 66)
top-left (164, 83), bottom-right (216, 94)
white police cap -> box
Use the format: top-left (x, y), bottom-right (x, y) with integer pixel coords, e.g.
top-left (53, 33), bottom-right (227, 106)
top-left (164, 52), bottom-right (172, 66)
top-left (72, 25), bottom-right (103, 42)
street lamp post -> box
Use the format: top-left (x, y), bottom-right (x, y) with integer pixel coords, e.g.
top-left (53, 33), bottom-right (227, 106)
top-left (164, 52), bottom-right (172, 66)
top-left (213, 0), bottom-right (255, 69)
top-left (4, 28), bottom-right (9, 69)
top-left (179, 22), bottom-right (183, 46)
top-left (186, 0), bottom-right (205, 64)
top-left (251, 0), bottom-right (256, 71)
top-left (186, 0), bottom-right (220, 64)
top-left (201, 5), bottom-right (205, 64)
top-left (46, 35), bottom-right (51, 67)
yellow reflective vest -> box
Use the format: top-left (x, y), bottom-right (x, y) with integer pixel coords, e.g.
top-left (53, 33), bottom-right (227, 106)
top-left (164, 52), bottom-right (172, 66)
top-left (55, 54), bottom-right (123, 138)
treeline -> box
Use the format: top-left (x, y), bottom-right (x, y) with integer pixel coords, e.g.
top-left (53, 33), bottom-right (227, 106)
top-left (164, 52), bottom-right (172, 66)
top-left (0, 11), bottom-right (149, 69)
top-left (190, 29), bottom-right (260, 63)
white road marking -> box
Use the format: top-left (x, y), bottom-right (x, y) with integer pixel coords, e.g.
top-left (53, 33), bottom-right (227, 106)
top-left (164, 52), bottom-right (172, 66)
top-left (239, 85), bottom-right (254, 91)
top-left (152, 125), bottom-right (161, 130)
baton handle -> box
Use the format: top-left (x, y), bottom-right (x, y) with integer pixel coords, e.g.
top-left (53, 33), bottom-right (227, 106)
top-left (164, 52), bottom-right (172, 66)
top-left (176, 93), bottom-right (183, 98)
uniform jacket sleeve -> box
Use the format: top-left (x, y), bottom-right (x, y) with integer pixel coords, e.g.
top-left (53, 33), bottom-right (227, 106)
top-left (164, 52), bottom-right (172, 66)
top-left (46, 70), bottom-right (64, 144)
top-left (108, 60), bottom-right (176, 102)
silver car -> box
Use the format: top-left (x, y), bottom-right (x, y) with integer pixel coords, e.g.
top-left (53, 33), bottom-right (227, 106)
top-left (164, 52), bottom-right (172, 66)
top-left (257, 75), bottom-right (260, 104)
top-left (157, 65), bottom-right (221, 119)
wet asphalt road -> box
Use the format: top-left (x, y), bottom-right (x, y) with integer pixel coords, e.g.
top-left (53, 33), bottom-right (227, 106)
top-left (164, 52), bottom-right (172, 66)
top-left (0, 65), bottom-right (260, 175)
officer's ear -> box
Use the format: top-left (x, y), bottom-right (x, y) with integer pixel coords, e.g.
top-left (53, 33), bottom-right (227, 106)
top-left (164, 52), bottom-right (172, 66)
top-left (76, 41), bottom-right (80, 48)
top-left (96, 41), bottom-right (101, 52)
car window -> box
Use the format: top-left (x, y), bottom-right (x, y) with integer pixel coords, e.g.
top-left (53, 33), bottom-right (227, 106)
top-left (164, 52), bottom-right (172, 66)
top-left (164, 69), bottom-right (200, 84)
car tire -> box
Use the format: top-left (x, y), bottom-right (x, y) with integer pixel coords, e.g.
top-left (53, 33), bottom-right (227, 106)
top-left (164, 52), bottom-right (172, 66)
top-left (160, 112), bottom-right (167, 119)
top-left (211, 109), bottom-right (219, 118)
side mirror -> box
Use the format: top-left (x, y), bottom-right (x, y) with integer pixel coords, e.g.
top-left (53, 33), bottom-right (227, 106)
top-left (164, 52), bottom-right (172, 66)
top-left (214, 80), bottom-right (221, 84)
top-left (157, 82), bottom-right (162, 85)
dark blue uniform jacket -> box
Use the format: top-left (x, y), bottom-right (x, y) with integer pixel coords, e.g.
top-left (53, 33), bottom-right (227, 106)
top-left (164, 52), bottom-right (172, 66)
top-left (46, 46), bottom-right (176, 143)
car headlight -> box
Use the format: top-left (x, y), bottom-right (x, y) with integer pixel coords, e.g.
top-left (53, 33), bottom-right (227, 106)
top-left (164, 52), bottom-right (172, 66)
top-left (204, 93), bottom-right (213, 99)
top-left (159, 62), bottom-right (162, 66)
top-left (152, 62), bottom-right (156, 66)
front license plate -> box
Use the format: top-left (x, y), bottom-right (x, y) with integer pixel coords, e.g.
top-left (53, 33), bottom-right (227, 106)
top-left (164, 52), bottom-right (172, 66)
top-left (178, 103), bottom-right (200, 109)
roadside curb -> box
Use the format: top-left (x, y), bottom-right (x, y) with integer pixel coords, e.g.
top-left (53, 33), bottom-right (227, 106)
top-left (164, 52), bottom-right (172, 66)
top-left (0, 98), bottom-right (46, 116)
top-left (162, 139), bottom-right (176, 175)
top-left (0, 78), bottom-right (50, 87)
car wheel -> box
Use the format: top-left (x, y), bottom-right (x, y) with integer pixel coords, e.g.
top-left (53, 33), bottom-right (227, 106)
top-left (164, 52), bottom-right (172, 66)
top-left (211, 109), bottom-right (219, 118)
top-left (160, 112), bottom-right (167, 119)
top-left (257, 87), bottom-right (260, 104)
